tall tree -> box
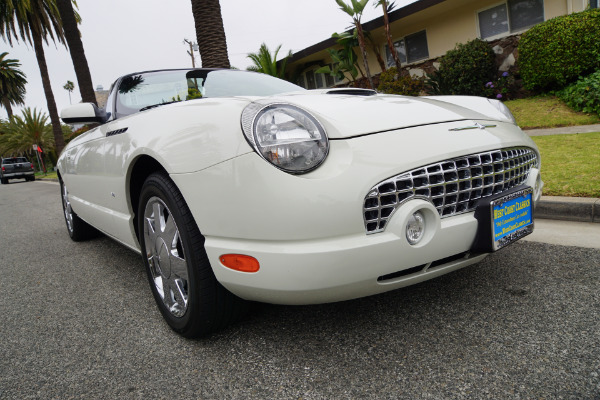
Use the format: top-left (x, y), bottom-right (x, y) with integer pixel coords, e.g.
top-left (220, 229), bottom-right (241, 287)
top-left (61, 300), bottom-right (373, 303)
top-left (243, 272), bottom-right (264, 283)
top-left (335, 0), bottom-right (374, 89)
top-left (63, 80), bottom-right (74, 104)
top-left (190, 0), bottom-right (230, 68)
top-left (247, 43), bottom-right (291, 79)
top-left (316, 31), bottom-right (363, 84)
top-left (376, 0), bottom-right (402, 72)
top-left (0, 52), bottom-right (27, 118)
top-left (55, 0), bottom-right (97, 106)
top-left (0, 107), bottom-right (54, 157)
top-left (0, 0), bottom-right (67, 155)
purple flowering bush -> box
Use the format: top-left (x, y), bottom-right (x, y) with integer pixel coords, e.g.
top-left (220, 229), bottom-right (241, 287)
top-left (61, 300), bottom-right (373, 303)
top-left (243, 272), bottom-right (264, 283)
top-left (483, 72), bottom-right (515, 100)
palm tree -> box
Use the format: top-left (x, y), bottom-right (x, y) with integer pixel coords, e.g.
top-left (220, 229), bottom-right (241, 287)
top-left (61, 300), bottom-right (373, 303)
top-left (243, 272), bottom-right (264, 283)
top-left (190, 0), bottom-right (230, 68)
top-left (376, 0), bottom-right (402, 72)
top-left (0, 107), bottom-right (54, 157)
top-left (0, 0), bottom-right (67, 155)
top-left (0, 52), bottom-right (27, 119)
top-left (63, 80), bottom-right (74, 104)
top-left (316, 31), bottom-right (363, 84)
top-left (247, 43), bottom-right (291, 79)
top-left (335, 0), bottom-right (374, 89)
top-left (55, 0), bottom-right (97, 106)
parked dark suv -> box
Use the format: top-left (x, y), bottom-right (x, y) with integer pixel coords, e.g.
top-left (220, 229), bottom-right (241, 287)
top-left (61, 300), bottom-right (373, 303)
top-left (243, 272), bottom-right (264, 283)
top-left (0, 157), bottom-right (35, 184)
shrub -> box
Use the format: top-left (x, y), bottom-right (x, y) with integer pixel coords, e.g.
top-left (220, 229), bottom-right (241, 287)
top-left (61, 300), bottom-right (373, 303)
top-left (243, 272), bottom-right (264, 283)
top-left (519, 9), bottom-right (600, 91)
top-left (557, 70), bottom-right (600, 117)
top-left (377, 68), bottom-right (425, 96)
top-left (482, 72), bottom-right (516, 100)
top-left (425, 38), bottom-right (496, 96)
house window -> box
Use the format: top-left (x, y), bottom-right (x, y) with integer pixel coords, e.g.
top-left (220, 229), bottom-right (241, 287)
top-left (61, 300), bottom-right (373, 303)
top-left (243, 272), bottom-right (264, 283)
top-left (478, 4), bottom-right (509, 39)
top-left (385, 40), bottom-right (407, 67)
top-left (508, 0), bottom-right (544, 31)
top-left (305, 70), bottom-right (316, 89)
top-left (298, 64), bottom-right (342, 89)
top-left (405, 31), bottom-right (429, 63)
top-left (384, 30), bottom-right (429, 67)
top-left (478, 0), bottom-right (544, 40)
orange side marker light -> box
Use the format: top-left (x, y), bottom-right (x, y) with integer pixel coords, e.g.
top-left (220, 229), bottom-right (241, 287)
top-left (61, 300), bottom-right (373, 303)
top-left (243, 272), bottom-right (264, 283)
top-left (220, 254), bottom-right (260, 273)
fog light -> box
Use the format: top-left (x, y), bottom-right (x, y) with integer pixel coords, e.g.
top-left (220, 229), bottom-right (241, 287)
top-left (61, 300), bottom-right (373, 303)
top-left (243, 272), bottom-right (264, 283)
top-left (406, 211), bottom-right (425, 245)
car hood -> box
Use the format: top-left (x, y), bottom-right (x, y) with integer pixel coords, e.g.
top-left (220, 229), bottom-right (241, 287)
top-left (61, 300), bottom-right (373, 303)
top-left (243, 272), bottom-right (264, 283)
top-left (249, 91), bottom-right (516, 139)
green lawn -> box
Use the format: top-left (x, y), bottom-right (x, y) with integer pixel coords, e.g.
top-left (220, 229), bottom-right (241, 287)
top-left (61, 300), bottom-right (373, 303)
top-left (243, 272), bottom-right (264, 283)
top-left (532, 132), bottom-right (600, 198)
top-left (35, 171), bottom-right (57, 180)
top-left (505, 95), bottom-right (600, 129)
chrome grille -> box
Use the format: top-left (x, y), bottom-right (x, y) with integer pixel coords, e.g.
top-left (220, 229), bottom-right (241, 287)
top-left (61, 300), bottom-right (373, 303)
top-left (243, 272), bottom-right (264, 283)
top-left (363, 147), bottom-right (538, 234)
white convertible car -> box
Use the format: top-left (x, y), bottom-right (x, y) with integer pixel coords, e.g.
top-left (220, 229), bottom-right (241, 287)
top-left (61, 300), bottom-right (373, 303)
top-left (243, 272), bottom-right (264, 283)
top-left (58, 69), bottom-right (542, 337)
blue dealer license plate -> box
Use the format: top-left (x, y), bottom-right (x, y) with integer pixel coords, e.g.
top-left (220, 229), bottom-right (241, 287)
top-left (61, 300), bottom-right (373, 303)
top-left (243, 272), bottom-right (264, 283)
top-left (491, 187), bottom-right (534, 251)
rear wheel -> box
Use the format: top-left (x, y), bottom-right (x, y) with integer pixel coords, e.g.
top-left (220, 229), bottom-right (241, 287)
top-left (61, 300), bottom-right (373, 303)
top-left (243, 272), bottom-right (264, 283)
top-left (60, 180), bottom-right (98, 241)
top-left (27, 176), bottom-right (35, 182)
top-left (138, 172), bottom-right (245, 337)
top-left (1, 177), bottom-right (8, 184)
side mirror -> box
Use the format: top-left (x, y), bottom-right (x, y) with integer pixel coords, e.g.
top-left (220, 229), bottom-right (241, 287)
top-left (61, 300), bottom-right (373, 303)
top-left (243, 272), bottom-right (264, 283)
top-left (61, 103), bottom-right (108, 124)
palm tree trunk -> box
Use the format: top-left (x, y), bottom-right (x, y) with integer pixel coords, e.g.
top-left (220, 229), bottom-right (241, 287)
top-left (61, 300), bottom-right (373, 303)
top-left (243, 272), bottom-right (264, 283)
top-left (56, 0), bottom-right (98, 106)
top-left (32, 30), bottom-right (66, 155)
top-left (355, 22), bottom-right (374, 89)
top-left (190, 0), bottom-right (230, 68)
top-left (3, 98), bottom-right (13, 119)
top-left (382, 1), bottom-right (402, 73)
top-left (367, 34), bottom-right (386, 73)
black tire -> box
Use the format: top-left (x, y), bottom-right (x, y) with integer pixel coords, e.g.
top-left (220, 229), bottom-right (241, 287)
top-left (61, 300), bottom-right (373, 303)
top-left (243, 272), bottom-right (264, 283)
top-left (1, 177), bottom-right (8, 184)
top-left (60, 179), bottom-right (99, 241)
top-left (138, 172), bottom-right (246, 337)
top-left (28, 176), bottom-right (35, 182)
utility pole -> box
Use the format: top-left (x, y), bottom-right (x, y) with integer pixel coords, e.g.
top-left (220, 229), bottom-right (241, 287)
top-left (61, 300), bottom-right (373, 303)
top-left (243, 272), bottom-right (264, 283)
top-left (183, 39), bottom-right (199, 68)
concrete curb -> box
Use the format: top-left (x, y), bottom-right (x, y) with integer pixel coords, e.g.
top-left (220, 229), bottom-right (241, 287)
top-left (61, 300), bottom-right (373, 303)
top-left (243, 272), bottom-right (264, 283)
top-left (536, 196), bottom-right (600, 223)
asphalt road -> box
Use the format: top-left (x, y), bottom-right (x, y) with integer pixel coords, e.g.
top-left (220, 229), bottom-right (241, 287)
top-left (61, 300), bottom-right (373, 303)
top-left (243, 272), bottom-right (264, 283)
top-left (1, 180), bottom-right (599, 399)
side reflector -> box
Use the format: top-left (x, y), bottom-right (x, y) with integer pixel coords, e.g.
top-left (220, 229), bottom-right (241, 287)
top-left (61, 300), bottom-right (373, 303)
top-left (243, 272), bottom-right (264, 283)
top-left (220, 254), bottom-right (260, 273)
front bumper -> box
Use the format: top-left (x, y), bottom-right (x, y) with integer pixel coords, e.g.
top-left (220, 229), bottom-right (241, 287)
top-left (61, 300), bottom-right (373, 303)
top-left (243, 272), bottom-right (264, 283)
top-left (204, 200), bottom-right (489, 304)
top-left (171, 120), bottom-right (541, 304)
top-left (2, 171), bottom-right (34, 179)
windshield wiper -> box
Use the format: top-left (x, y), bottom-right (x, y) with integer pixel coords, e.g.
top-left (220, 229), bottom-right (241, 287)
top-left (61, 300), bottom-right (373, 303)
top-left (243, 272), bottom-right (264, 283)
top-left (139, 100), bottom-right (181, 112)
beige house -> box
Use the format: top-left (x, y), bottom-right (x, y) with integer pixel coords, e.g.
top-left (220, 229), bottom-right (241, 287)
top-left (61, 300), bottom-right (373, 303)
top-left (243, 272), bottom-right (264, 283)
top-left (286, 0), bottom-right (597, 88)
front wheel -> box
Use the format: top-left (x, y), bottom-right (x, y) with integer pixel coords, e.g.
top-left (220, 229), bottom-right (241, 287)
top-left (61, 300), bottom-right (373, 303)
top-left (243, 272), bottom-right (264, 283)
top-left (138, 172), bottom-right (245, 337)
top-left (60, 180), bottom-right (98, 241)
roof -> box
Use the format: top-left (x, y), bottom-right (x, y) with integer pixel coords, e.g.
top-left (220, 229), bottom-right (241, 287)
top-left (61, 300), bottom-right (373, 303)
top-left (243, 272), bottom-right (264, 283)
top-left (286, 0), bottom-right (446, 64)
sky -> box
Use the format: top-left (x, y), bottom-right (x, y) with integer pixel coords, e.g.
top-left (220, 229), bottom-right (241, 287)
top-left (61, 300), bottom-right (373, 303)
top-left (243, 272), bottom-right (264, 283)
top-left (1, 0), bottom-right (417, 119)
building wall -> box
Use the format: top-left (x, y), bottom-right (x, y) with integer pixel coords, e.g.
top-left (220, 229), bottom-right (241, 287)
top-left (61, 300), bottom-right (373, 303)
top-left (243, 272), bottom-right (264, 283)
top-left (287, 0), bottom-right (593, 88)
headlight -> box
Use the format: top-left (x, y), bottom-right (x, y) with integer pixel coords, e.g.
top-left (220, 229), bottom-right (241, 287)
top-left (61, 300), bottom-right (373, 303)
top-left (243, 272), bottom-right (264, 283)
top-left (241, 103), bottom-right (329, 174)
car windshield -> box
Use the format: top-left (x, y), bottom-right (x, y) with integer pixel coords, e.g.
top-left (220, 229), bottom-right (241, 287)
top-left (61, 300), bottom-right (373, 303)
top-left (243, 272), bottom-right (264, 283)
top-left (2, 157), bottom-right (27, 164)
top-left (115, 69), bottom-right (305, 117)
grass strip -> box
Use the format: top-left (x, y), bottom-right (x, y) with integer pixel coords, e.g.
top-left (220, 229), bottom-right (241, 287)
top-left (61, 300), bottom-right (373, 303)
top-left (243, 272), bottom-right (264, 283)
top-left (506, 95), bottom-right (600, 129)
top-left (532, 132), bottom-right (600, 197)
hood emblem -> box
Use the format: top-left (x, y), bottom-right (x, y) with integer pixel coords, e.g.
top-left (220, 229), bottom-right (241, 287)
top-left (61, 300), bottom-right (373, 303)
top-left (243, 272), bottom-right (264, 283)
top-left (449, 122), bottom-right (497, 131)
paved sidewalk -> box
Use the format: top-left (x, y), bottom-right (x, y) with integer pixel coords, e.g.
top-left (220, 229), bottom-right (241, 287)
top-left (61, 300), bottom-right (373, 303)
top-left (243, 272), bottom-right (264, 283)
top-left (524, 219), bottom-right (600, 248)
top-left (525, 123), bottom-right (600, 136)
